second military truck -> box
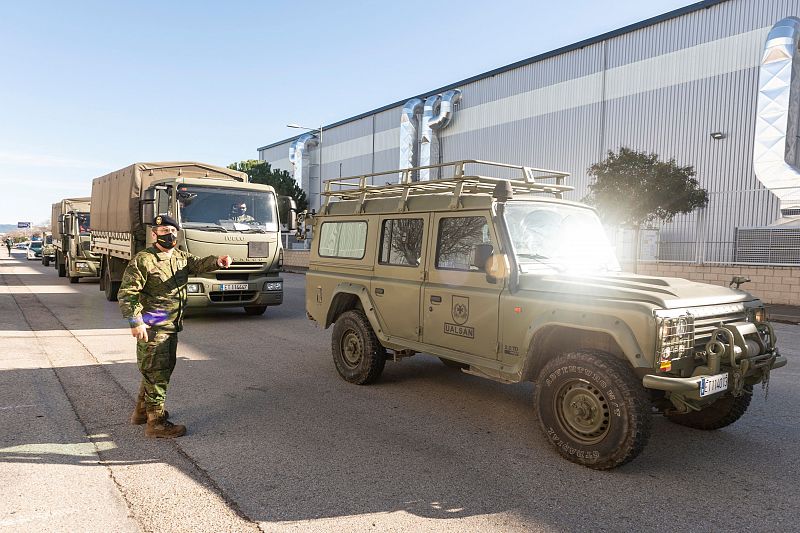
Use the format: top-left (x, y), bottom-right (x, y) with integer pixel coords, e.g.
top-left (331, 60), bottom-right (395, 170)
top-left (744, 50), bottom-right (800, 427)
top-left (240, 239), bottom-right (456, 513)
top-left (52, 197), bottom-right (100, 282)
top-left (90, 162), bottom-right (285, 315)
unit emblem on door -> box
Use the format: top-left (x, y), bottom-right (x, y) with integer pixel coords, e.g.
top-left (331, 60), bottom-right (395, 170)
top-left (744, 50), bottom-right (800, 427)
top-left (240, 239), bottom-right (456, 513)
top-left (451, 296), bottom-right (469, 325)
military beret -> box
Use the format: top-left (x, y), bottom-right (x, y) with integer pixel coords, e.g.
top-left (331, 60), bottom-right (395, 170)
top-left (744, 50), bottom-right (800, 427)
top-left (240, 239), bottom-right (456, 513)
top-left (153, 213), bottom-right (180, 230)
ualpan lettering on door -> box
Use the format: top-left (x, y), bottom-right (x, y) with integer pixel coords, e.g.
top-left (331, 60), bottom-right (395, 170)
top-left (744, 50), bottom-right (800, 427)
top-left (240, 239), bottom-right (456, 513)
top-left (444, 323), bottom-right (474, 338)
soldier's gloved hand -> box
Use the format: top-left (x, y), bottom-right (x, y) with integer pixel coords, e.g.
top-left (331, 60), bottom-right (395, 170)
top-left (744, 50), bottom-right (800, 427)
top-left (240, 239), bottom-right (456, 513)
top-left (217, 255), bottom-right (232, 269)
top-left (131, 324), bottom-right (149, 341)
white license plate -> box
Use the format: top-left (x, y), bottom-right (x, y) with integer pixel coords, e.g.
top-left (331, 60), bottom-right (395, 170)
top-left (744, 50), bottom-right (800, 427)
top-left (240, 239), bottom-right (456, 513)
top-left (699, 373), bottom-right (728, 397)
top-left (219, 283), bottom-right (249, 291)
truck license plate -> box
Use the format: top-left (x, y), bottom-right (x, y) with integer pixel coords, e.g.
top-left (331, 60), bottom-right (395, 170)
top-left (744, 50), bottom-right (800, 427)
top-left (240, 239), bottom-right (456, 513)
top-left (219, 283), bottom-right (249, 291)
top-left (699, 373), bottom-right (728, 397)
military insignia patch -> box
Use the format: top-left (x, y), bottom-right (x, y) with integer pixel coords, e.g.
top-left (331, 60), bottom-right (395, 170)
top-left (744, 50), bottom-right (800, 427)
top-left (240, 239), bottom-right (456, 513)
top-left (451, 295), bottom-right (469, 325)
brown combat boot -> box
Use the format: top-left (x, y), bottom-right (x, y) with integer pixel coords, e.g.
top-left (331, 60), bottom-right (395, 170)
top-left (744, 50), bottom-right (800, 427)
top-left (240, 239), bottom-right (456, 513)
top-left (144, 408), bottom-right (186, 438)
top-left (130, 386), bottom-right (167, 425)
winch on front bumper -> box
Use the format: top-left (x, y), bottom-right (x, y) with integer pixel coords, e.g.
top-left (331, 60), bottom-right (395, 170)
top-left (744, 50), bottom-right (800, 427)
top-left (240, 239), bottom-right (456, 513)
top-left (643, 321), bottom-right (787, 403)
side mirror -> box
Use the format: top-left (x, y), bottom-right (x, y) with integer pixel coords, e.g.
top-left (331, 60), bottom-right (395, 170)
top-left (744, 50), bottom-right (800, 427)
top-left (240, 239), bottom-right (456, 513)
top-left (278, 196), bottom-right (298, 231)
top-left (471, 243), bottom-right (494, 272)
top-left (140, 188), bottom-right (156, 225)
top-left (57, 215), bottom-right (65, 235)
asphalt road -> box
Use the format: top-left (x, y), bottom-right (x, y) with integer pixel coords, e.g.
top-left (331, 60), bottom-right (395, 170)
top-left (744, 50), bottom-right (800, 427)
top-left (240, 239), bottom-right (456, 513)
top-left (2, 250), bottom-right (799, 532)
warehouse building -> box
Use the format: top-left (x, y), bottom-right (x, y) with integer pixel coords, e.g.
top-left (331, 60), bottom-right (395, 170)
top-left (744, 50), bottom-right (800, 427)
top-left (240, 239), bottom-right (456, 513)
top-left (259, 0), bottom-right (800, 287)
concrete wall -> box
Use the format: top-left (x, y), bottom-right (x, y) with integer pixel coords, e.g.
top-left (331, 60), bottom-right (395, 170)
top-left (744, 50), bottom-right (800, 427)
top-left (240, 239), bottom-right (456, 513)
top-left (637, 261), bottom-right (800, 305)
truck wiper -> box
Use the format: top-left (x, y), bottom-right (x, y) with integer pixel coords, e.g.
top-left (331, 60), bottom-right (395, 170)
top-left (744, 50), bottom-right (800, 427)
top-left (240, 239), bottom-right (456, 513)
top-left (239, 228), bottom-right (266, 233)
top-left (516, 252), bottom-right (565, 273)
top-left (185, 224), bottom-right (228, 232)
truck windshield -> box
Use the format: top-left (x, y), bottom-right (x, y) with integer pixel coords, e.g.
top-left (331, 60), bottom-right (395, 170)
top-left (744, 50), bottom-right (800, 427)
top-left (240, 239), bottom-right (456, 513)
top-left (77, 213), bottom-right (91, 235)
top-left (177, 186), bottom-right (279, 232)
top-left (503, 201), bottom-right (620, 273)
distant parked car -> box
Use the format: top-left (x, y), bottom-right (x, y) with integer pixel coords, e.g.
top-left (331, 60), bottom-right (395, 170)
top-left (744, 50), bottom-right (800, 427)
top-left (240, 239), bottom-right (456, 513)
top-left (14, 242), bottom-right (28, 249)
top-left (26, 241), bottom-right (42, 260)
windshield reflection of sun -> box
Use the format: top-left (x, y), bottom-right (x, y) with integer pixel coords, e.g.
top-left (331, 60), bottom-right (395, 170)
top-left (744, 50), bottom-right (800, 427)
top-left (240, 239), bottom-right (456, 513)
top-left (505, 202), bottom-right (620, 273)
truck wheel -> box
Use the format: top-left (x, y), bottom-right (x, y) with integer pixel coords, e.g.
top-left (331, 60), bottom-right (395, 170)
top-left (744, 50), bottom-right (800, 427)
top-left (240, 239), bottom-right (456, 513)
top-left (57, 252), bottom-right (66, 277)
top-left (244, 305), bottom-right (267, 316)
top-left (103, 264), bottom-right (120, 302)
top-left (666, 385), bottom-right (752, 430)
top-left (535, 350), bottom-right (652, 470)
top-left (42, 256), bottom-right (50, 267)
top-left (331, 310), bottom-right (386, 385)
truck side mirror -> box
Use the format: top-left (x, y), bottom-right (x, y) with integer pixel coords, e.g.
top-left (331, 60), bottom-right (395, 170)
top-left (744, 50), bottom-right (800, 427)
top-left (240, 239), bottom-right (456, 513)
top-left (472, 243), bottom-right (494, 272)
top-left (57, 215), bottom-right (65, 235)
top-left (278, 196), bottom-right (298, 231)
top-left (140, 188), bottom-right (156, 225)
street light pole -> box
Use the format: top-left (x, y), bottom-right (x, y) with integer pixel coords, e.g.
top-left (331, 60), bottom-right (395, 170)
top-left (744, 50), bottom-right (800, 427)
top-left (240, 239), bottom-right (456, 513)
top-left (287, 123), bottom-right (323, 212)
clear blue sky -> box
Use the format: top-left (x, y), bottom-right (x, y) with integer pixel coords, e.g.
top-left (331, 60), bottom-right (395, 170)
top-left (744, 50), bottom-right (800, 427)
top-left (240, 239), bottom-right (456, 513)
top-left (0, 0), bottom-right (696, 224)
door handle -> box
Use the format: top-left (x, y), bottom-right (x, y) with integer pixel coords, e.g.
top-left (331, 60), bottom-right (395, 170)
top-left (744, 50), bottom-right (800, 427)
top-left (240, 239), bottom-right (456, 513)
top-left (430, 295), bottom-right (442, 303)
top-left (374, 287), bottom-right (384, 295)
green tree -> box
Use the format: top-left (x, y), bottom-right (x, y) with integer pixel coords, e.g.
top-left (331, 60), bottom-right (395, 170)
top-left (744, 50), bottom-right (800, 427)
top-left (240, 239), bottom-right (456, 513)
top-left (584, 147), bottom-right (708, 267)
top-left (228, 160), bottom-right (308, 212)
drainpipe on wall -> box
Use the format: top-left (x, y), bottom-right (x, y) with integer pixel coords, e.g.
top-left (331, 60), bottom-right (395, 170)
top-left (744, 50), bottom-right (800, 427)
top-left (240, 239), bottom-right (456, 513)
top-left (289, 133), bottom-right (319, 206)
top-left (419, 89), bottom-right (462, 181)
top-left (398, 98), bottom-right (423, 182)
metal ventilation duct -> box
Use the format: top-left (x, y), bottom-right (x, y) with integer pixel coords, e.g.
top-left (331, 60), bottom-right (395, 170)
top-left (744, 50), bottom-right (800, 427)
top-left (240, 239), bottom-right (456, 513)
top-left (419, 89), bottom-right (462, 181)
top-left (754, 16), bottom-right (800, 218)
top-left (290, 133), bottom-right (319, 195)
top-left (399, 98), bottom-right (423, 180)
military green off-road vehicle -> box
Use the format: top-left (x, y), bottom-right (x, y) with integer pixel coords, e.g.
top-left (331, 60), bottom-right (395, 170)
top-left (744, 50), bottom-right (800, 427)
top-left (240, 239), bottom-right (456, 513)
top-left (299, 160), bottom-right (786, 469)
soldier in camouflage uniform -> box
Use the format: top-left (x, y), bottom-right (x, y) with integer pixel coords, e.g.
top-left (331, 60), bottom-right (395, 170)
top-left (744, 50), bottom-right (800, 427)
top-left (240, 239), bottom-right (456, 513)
top-left (118, 214), bottom-right (232, 438)
top-left (230, 202), bottom-right (256, 223)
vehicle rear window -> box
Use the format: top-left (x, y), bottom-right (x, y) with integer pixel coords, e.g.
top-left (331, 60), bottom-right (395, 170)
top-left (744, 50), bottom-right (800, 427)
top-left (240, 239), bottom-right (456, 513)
top-left (318, 221), bottom-right (367, 259)
top-left (379, 218), bottom-right (423, 267)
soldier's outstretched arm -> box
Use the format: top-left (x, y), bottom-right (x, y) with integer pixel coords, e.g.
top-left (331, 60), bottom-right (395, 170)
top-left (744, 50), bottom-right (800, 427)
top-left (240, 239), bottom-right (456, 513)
top-left (118, 256), bottom-right (146, 329)
top-left (186, 252), bottom-right (229, 275)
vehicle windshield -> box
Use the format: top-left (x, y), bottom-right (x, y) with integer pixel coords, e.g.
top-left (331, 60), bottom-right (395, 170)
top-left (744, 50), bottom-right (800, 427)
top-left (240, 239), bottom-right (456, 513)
top-left (177, 186), bottom-right (279, 232)
top-left (45, 235), bottom-right (52, 244)
top-left (29, 242), bottom-right (42, 250)
top-left (77, 212), bottom-right (91, 235)
top-left (503, 201), bottom-right (620, 273)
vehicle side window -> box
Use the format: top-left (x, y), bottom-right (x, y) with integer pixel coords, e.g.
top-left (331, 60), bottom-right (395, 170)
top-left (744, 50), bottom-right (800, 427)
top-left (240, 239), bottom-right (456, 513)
top-left (435, 216), bottom-right (490, 271)
top-left (379, 218), bottom-right (424, 267)
top-left (319, 221), bottom-right (368, 259)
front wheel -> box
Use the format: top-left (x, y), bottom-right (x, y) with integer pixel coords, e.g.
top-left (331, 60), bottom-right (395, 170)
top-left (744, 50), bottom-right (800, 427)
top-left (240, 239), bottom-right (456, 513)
top-left (666, 385), bottom-right (752, 430)
top-left (244, 305), bottom-right (267, 316)
top-left (536, 350), bottom-right (652, 470)
top-left (331, 310), bottom-right (386, 385)
top-left (42, 256), bottom-right (50, 267)
top-left (57, 252), bottom-right (66, 277)
top-left (103, 260), bottom-right (120, 302)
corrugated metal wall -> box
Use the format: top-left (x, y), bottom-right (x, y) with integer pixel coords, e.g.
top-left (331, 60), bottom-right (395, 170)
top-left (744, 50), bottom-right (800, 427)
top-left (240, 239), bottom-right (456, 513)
top-left (258, 0), bottom-right (800, 264)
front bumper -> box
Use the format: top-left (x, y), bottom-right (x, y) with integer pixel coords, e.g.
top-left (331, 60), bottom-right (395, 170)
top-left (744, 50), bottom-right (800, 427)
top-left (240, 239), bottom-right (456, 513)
top-left (186, 275), bottom-right (284, 308)
top-left (644, 321), bottom-right (784, 399)
top-left (72, 259), bottom-right (100, 277)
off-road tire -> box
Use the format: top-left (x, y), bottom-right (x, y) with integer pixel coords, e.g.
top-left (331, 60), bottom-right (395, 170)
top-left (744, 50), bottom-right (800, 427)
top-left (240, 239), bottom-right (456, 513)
top-left (666, 385), bottom-right (752, 430)
top-left (331, 310), bottom-right (386, 385)
top-left (42, 256), bottom-right (50, 267)
top-left (69, 275), bottom-right (79, 284)
top-left (244, 305), bottom-right (268, 316)
top-left (535, 350), bottom-right (652, 470)
top-left (439, 357), bottom-right (468, 370)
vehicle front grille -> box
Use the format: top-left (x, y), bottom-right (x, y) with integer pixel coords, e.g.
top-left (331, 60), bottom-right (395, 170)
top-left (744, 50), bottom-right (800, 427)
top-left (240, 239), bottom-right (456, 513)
top-left (215, 272), bottom-right (251, 281)
top-left (691, 308), bottom-right (747, 350)
top-left (209, 290), bottom-right (258, 303)
top-left (224, 261), bottom-right (267, 271)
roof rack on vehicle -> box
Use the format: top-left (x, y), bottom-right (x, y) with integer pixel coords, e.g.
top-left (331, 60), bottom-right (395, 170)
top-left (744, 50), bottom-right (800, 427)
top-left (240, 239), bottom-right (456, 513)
top-left (319, 160), bottom-right (573, 213)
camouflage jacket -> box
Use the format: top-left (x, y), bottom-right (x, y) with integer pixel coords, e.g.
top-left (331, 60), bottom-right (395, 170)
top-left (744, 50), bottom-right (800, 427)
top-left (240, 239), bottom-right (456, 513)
top-left (118, 247), bottom-right (219, 332)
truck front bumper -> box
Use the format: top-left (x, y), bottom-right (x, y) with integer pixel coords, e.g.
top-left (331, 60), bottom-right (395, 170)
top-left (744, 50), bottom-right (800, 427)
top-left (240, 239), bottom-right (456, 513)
top-left (185, 275), bottom-right (284, 308)
top-left (73, 259), bottom-right (100, 277)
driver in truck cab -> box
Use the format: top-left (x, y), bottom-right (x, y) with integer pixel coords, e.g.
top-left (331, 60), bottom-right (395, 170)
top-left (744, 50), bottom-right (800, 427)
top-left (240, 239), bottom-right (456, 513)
top-left (230, 202), bottom-right (255, 223)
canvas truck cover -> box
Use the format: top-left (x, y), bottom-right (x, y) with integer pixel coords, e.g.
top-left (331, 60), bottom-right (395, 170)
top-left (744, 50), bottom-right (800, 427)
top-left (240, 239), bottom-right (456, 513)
top-left (90, 162), bottom-right (248, 233)
top-left (52, 197), bottom-right (91, 239)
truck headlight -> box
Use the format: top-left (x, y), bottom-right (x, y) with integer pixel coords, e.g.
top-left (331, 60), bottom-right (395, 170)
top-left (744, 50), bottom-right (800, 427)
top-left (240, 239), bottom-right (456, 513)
top-left (746, 306), bottom-right (767, 323)
top-left (187, 283), bottom-right (203, 294)
top-left (76, 262), bottom-right (89, 269)
top-left (656, 314), bottom-right (695, 371)
top-left (263, 281), bottom-right (282, 291)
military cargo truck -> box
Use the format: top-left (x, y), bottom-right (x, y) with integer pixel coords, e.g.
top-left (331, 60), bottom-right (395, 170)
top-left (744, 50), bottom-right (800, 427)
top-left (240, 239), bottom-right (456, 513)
top-left (300, 160), bottom-right (786, 470)
top-left (41, 231), bottom-right (55, 266)
top-left (52, 197), bottom-right (100, 282)
top-left (90, 162), bottom-right (286, 315)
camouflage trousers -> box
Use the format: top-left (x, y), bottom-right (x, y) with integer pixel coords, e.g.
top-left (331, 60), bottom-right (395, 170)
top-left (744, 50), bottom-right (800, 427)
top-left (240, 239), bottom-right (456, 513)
top-left (136, 329), bottom-right (178, 410)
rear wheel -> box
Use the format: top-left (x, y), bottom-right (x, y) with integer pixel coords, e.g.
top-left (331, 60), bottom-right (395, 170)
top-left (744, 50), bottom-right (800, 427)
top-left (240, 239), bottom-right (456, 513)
top-left (244, 305), bottom-right (267, 316)
top-left (57, 252), bottom-right (66, 277)
top-left (103, 260), bottom-right (120, 301)
top-left (331, 310), bottom-right (386, 385)
top-left (536, 350), bottom-right (652, 470)
top-left (666, 385), bottom-right (752, 430)
top-left (42, 256), bottom-right (50, 267)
